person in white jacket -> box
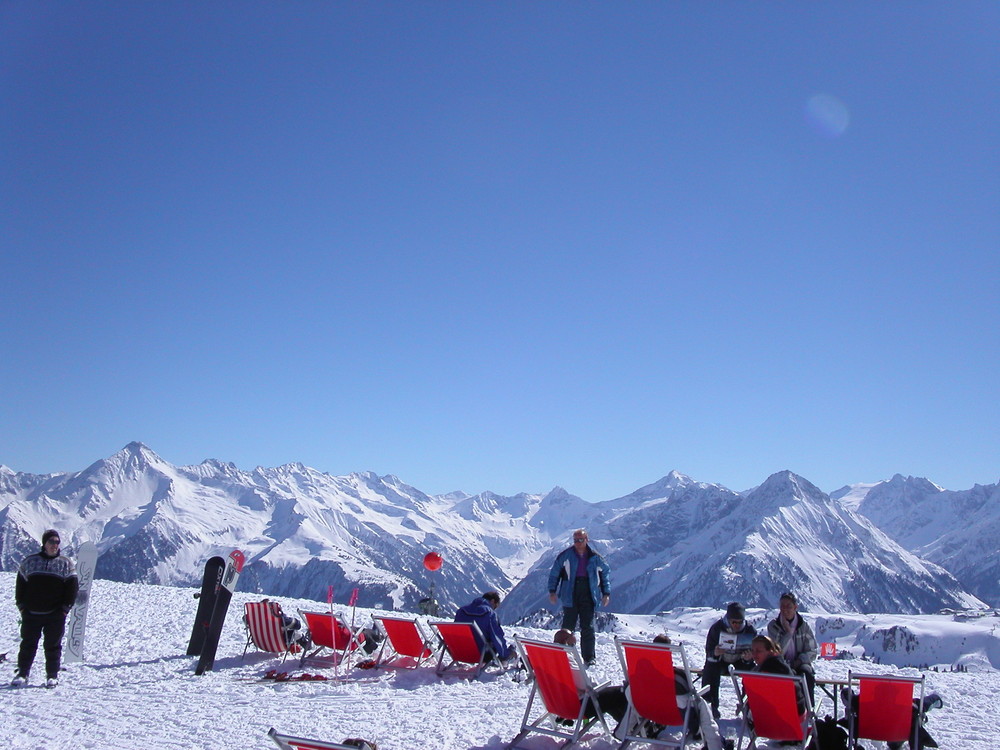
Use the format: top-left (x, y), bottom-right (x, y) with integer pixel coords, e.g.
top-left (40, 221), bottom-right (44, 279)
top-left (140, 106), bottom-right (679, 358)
top-left (765, 592), bottom-right (817, 704)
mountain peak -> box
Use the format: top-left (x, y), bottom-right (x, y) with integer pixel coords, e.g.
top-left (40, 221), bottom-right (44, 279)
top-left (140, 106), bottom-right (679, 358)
top-left (748, 470), bottom-right (828, 508)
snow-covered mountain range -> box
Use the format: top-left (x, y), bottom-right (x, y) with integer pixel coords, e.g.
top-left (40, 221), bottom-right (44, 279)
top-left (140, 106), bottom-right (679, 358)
top-left (0, 443), bottom-right (995, 618)
top-left (832, 474), bottom-right (1000, 609)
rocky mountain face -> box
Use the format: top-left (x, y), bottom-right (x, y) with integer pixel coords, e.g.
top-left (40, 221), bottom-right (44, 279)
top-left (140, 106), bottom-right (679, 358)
top-left (498, 470), bottom-right (983, 623)
top-left (0, 445), bottom-right (989, 616)
top-left (0, 443), bottom-right (563, 612)
top-left (835, 474), bottom-right (1000, 606)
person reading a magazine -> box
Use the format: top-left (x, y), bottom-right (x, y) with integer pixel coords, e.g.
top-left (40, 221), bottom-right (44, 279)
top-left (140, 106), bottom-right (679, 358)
top-left (703, 602), bottom-right (756, 720)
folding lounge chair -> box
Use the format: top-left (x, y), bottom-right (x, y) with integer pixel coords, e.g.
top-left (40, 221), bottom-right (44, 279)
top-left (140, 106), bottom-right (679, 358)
top-left (506, 635), bottom-right (613, 749)
top-left (615, 637), bottom-right (700, 749)
top-left (372, 615), bottom-right (437, 669)
top-left (299, 610), bottom-right (367, 669)
top-left (267, 727), bottom-right (363, 750)
top-left (730, 669), bottom-right (817, 750)
top-left (846, 671), bottom-right (925, 749)
top-left (430, 620), bottom-right (502, 678)
top-left (243, 601), bottom-right (299, 663)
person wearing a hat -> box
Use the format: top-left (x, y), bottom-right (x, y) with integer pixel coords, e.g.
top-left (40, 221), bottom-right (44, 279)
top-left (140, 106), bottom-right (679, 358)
top-left (766, 591), bottom-right (817, 704)
top-left (702, 602), bottom-right (757, 720)
top-left (11, 529), bottom-right (79, 688)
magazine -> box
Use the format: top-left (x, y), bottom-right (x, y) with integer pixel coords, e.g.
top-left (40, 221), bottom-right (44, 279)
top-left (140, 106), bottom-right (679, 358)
top-left (718, 630), bottom-right (754, 653)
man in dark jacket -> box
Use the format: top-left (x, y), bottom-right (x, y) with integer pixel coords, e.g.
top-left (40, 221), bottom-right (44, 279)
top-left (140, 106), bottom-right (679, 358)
top-left (454, 591), bottom-right (515, 661)
top-left (12, 529), bottom-right (79, 688)
top-left (547, 529), bottom-right (611, 666)
top-left (703, 602), bottom-right (757, 720)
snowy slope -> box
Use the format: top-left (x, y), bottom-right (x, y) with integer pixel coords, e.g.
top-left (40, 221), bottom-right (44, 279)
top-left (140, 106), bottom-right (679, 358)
top-left (0, 573), bottom-right (998, 750)
top-left (840, 475), bottom-right (1000, 606)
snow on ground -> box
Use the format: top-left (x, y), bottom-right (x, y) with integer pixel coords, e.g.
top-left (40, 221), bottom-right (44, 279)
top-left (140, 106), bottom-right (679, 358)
top-left (1, 573), bottom-right (998, 749)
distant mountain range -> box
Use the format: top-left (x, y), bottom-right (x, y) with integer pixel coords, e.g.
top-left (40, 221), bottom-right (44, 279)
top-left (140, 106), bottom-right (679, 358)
top-left (1, 443), bottom-right (996, 618)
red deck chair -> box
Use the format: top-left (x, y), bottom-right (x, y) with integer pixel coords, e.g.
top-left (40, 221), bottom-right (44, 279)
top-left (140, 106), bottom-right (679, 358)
top-left (506, 635), bottom-right (613, 749)
top-left (730, 669), bottom-right (817, 750)
top-left (372, 615), bottom-right (437, 669)
top-left (243, 601), bottom-right (299, 663)
top-left (268, 727), bottom-right (367, 750)
top-left (299, 610), bottom-right (367, 670)
top-left (615, 637), bottom-right (700, 749)
top-left (430, 620), bottom-right (503, 678)
top-left (847, 671), bottom-right (925, 749)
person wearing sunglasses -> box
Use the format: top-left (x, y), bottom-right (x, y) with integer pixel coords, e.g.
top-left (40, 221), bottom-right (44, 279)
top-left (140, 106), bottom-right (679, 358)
top-left (547, 529), bottom-right (611, 667)
top-left (703, 601), bottom-right (757, 720)
top-left (11, 529), bottom-right (79, 688)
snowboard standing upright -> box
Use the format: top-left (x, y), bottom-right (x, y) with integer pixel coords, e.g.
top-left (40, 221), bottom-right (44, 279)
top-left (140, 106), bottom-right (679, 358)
top-left (64, 541), bottom-right (99, 664)
top-left (194, 549), bottom-right (245, 675)
top-left (186, 555), bottom-right (226, 656)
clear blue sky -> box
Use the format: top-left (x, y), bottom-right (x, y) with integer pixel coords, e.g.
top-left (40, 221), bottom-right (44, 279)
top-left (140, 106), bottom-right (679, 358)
top-left (2, 2), bottom-right (997, 500)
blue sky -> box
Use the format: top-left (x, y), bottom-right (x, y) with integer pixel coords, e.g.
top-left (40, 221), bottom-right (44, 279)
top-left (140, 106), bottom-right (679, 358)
top-left (2, 2), bottom-right (997, 501)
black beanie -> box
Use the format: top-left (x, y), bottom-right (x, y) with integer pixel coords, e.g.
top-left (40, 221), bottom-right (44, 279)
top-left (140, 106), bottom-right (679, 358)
top-left (725, 602), bottom-right (745, 621)
top-left (42, 529), bottom-right (61, 545)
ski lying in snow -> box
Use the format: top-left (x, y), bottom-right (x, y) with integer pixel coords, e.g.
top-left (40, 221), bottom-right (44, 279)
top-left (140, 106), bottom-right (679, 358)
top-left (186, 555), bottom-right (226, 656)
top-left (235, 670), bottom-right (383, 685)
top-left (194, 549), bottom-right (245, 675)
top-left (64, 541), bottom-right (99, 664)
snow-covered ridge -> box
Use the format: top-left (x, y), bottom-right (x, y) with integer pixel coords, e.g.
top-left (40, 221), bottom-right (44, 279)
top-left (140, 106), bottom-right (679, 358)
top-left (1, 443), bottom-right (997, 618)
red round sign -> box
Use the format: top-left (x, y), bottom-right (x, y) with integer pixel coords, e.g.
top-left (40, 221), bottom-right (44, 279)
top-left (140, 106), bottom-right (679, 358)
top-left (423, 551), bottom-right (443, 571)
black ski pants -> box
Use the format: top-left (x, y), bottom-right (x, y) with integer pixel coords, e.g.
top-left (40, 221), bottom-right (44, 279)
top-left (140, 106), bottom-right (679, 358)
top-left (17, 610), bottom-right (67, 679)
top-left (560, 578), bottom-right (597, 662)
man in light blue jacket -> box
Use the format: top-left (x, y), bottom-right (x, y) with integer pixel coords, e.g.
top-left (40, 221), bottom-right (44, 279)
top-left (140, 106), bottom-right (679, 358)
top-left (547, 528), bottom-right (611, 666)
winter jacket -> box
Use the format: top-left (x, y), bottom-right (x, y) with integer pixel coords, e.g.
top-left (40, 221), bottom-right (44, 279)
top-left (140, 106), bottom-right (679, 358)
top-left (547, 545), bottom-right (611, 609)
top-left (704, 617), bottom-right (757, 666)
top-left (454, 597), bottom-right (513, 660)
top-left (16, 549), bottom-right (79, 616)
top-left (766, 613), bottom-right (818, 672)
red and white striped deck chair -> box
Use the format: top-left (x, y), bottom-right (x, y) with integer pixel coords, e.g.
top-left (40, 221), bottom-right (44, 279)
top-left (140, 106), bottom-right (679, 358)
top-left (430, 620), bottom-right (502, 678)
top-left (506, 635), bottom-right (613, 749)
top-left (372, 615), bottom-right (437, 669)
top-left (299, 610), bottom-right (367, 670)
top-left (847, 671), bottom-right (925, 749)
top-left (268, 727), bottom-right (369, 750)
top-left (730, 669), bottom-right (817, 750)
top-left (615, 637), bottom-right (700, 749)
top-left (243, 601), bottom-right (298, 663)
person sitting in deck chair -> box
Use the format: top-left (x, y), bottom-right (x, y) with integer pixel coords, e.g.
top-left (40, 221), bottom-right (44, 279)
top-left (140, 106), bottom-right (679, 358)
top-left (590, 633), bottom-right (724, 749)
top-left (262, 599), bottom-right (311, 651)
top-left (749, 635), bottom-right (805, 714)
top-left (454, 591), bottom-right (515, 662)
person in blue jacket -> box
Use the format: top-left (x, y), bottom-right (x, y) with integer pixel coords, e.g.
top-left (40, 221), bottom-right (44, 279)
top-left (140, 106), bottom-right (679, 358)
top-left (454, 591), bottom-right (515, 661)
top-left (547, 528), bottom-right (611, 666)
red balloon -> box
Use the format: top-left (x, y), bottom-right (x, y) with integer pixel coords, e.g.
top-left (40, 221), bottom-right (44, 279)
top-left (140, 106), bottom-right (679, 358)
top-left (423, 551), bottom-right (443, 571)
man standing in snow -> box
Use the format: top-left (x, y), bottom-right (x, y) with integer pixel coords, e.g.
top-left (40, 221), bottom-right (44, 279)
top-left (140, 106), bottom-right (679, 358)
top-left (11, 529), bottom-right (79, 688)
top-left (547, 529), bottom-right (611, 666)
top-left (454, 591), bottom-right (515, 661)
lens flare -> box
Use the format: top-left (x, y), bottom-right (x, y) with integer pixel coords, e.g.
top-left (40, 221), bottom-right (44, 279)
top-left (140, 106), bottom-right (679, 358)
top-left (805, 94), bottom-right (850, 138)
